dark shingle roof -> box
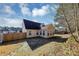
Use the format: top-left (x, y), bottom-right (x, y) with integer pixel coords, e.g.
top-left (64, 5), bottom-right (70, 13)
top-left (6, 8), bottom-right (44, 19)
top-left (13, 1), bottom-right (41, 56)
top-left (23, 19), bottom-right (41, 29)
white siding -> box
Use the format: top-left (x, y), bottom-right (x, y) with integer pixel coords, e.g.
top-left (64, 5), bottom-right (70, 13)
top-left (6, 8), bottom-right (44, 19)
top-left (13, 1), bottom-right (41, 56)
top-left (22, 21), bottom-right (27, 32)
top-left (24, 29), bottom-right (55, 38)
top-left (26, 30), bottom-right (39, 38)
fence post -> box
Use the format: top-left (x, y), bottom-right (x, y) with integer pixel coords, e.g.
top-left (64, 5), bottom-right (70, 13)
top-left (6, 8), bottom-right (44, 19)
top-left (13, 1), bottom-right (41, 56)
top-left (0, 33), bottom-right (3, 44)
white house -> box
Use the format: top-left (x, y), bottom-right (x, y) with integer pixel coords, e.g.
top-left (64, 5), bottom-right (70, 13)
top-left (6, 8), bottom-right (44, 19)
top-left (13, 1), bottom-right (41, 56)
top-left (22, 19), bottom-right (55, 38)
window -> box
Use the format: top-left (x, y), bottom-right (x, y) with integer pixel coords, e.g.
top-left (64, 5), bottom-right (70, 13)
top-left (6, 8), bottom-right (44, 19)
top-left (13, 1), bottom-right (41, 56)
top-left (48, 33), bottom-right (49, 36)
top-left (36, 32), bottom-right (39, 35)
top-left (43, 31), bottom-right (45, 35)
top-left (29, 31), bottom-right (31, 35)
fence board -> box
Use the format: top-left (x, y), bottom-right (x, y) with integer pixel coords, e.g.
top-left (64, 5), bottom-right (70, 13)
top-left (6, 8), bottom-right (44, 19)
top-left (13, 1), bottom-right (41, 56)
top-left (3, 32), bottom-right (26, 41)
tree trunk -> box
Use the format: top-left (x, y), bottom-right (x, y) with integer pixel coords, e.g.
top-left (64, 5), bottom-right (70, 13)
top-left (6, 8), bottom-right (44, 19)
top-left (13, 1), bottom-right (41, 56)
top-left (74, 4), bottom-right (79, 41)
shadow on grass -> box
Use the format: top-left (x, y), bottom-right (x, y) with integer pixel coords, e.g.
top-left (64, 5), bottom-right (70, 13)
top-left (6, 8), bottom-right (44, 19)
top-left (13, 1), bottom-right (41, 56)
top-left (0, 39), bottom-right (26, 46)
top-left (26, 36), bottom-right (68, 50)
top-left (0, 36), bottom-right (68, 50)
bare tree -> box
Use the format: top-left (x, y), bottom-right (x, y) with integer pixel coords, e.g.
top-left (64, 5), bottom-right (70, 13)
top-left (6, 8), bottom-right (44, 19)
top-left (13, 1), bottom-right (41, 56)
top-left (73, 4), bottom-right (79, 41)
top-left (61, 4), bottom-right (76, 40)
top-left (55, 3), bottom-right (79, 41)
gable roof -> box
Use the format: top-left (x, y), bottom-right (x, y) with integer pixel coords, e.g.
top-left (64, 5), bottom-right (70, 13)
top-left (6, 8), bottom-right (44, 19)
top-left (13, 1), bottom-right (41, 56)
top-left (23, 19), bottom-right (41, 30)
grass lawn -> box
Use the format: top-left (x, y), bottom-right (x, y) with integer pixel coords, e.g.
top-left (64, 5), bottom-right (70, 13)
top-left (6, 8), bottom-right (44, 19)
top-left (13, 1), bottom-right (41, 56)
top-left (33, 37), bottom-right (79, 56)
top-left (0, 35), bottom-right (79, 56)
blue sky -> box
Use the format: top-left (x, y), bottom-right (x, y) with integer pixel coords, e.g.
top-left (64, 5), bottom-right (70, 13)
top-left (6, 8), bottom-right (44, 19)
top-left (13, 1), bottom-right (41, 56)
top-left (0, 3), bottom-right (59, 27)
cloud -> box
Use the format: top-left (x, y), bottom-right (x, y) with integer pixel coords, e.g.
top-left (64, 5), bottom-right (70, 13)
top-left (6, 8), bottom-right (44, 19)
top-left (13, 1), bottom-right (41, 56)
top-left (32, 5), bottom-right (50, 16)
top-left (51, 4), bottom-right (59, 12)
top-left (19, 3), bottom-right (31, 16)
top-left (32, 19), bottom-right (38, 22)
top-left (0, 18), bottom-right (22, 27)
top-left (19, 4), bottom-right (52, 17)
top-left (7, 19), bottom-right (22, 27)
top-left (4, 5), bottom-right (15, 15)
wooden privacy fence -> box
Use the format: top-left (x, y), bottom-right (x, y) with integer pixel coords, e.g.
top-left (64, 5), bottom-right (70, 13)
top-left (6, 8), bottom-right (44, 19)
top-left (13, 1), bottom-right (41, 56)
top-left (3, 32), bottom-right (26, 41)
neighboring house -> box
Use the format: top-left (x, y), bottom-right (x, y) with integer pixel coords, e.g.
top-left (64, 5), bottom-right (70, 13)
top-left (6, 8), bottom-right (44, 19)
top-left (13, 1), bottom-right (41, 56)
top-left (22, 19), bottom-right (55, 38)
top-left (55, 26), bottom-right (69, 34)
